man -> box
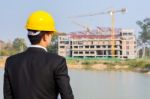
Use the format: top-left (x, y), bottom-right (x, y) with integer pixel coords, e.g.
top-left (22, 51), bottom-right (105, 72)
top-left (3, 11), bottom-right (74, 99)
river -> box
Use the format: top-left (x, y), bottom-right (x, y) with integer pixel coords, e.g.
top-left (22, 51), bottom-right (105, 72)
top-left (0, 69), bottom-right (150, 99)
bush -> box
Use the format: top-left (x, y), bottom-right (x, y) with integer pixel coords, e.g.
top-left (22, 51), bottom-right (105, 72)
top-left (103, 61), bottom-right (115, 66)
top-left (127, 59), bottom-right (150, 68)
top-left (144, 64), bottom-right (150, 69)
top-left (81, 61), bottom-right (91, 65)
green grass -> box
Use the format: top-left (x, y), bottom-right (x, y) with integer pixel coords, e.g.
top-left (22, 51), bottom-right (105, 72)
top-left (66, 57), bottom-right (150, 72)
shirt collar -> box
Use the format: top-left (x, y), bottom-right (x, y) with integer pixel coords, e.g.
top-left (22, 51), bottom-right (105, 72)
top-left (29, 45), bottom-right (47, 52)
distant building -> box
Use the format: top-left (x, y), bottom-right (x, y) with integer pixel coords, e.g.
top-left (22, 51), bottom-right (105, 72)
top-left (58, 27), bottom-right (137, 59)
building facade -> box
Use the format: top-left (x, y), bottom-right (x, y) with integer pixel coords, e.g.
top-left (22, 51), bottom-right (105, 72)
top-left (58, 27), bottom-right (137, 59)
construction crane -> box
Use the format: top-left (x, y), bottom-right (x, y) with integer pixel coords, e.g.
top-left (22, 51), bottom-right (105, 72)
top-left (71, 20), bottom-right (92, 34)
top-left (69, 8), bottom-right (127, 57)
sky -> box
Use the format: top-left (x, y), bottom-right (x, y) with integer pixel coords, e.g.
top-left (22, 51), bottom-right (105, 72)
top-left (0, 0), bottom-right (150, 43)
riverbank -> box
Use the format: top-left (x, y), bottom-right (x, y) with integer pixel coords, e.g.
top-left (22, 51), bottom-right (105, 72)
top-left (67, 58), bottom-right (150, 74)
top-left (1, 57), bottom-right (150, 74)
top-left (0, 57), bottom-right (7, 68)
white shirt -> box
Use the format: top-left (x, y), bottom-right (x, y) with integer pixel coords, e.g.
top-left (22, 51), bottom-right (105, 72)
top-left (29, 45), bottom-right (47, 52)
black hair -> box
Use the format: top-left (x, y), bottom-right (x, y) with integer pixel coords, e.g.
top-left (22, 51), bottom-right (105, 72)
top-left (28, 30), bottom-right (46, 45)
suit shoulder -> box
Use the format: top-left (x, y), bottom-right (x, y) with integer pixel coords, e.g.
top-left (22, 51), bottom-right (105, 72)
top-left (6, 52), bottom-right (24, 62)
top-left (46, 52), bottom-right (65, 61)
top-left (5, 52), bottom-right (25, 69)
top-left (47, 52), bottom-right (64, 59)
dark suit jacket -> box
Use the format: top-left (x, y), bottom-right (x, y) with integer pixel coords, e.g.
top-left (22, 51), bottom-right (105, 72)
top-left (3, 47), bottom-right (74, 99)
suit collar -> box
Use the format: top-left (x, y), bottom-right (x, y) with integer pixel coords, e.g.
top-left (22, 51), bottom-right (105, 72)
top-left (29, 45), bottom-right (47, 52)
top-left (26, 47), bottom-right (47, 53)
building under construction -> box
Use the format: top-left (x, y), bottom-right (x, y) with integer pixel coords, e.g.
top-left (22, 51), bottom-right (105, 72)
top-left (58, 27), bottom-right (137, 59)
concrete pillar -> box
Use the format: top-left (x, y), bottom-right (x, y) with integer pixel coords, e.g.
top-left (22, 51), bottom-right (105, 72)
top-left (106, 46), bottom-right (108, 57)
top-left (117, 50), bottom-right (120, 58)
top-left (102, 50), bottom-right (104, 57)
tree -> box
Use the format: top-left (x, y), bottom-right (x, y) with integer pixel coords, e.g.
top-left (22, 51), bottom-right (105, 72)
top-left (0, 41), bottom-right (18, 56)
top-left (47, 33), bottom-right (58, 54)
top-left (136, 18), bottom-right (150, 58)
top-left (13, 38), bottom-right (27, 52)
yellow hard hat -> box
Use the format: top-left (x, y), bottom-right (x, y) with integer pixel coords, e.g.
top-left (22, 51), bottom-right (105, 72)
top-left (26, 11), bottom-right (56, 32)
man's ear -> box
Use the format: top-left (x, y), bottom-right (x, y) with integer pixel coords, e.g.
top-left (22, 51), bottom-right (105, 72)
top-left (44, 33), bottom-right (52, 41)
top-left (42, 33), bottom-right (46, 42)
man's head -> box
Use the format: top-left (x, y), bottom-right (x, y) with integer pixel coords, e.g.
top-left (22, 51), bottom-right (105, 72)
top-left (25, 11), bottom-right (56, 47)
top-left (27, 30), bottom-right (53, 47)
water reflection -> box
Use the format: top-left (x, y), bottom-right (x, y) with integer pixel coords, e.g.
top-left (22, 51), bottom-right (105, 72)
top-left (69, 70), bottom-right (150, 99)
top-left (0, 69), bottom-right (150, 99)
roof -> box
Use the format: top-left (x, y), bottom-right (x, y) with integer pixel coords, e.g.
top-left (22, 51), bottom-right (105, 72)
top-left (70, 34), bottom-right (120, 39)
top-left (67, 27), bottom-right (121, 39)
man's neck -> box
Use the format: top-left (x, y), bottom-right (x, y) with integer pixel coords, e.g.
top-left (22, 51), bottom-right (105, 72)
top-left (37, 42), bottom-right (47, 48)
top-left (30, 44), bottom-right (47, 52)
